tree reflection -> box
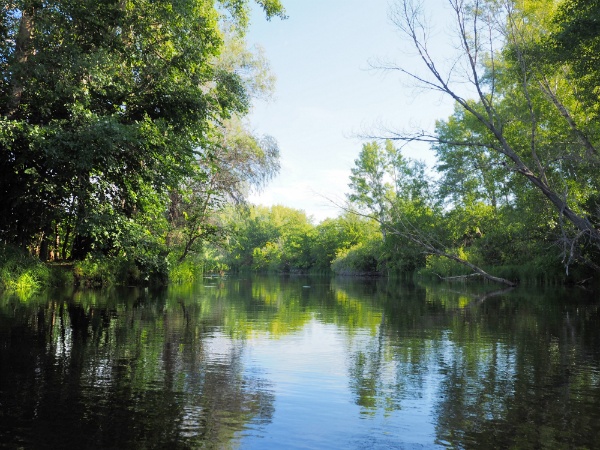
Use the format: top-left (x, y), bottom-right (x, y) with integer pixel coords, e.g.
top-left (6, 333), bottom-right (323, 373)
top-left (0, 287), bottom-right (275, 448)
top-left (431, 288), bottom-right (600, 449)
top-left (331, 279), bottom-right (600, 448)
top-left (2, 278), bottom-right (600, 448)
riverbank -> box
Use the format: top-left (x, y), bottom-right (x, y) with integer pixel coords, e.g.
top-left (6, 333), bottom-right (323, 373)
top-left (1, 243), bottom-right (596, 299)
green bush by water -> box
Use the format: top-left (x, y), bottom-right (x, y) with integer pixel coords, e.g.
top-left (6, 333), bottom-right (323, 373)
top-left (331, 241), bottom-right (381, 275)
top-left (73, 258), bottom-right (117, 287)
top-left (416, 250), bottom-right (591, 285)
top-left (0, 245), bottom-right (50, 295)
top-left (72, 252), bottom-right (171, 287)
top-left (169, 259), bottom-right (203, 283)
top-left (418, 252), bottom-right (473, 279)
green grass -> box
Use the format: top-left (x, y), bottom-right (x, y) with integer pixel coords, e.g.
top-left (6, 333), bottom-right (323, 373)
top-left (0, 245), bottom-right (51, 298)
top-left (169, 259), bottom-right (203, 283)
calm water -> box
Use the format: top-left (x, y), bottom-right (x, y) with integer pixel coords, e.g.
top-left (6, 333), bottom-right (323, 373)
top-left (1, 276), bottom-right (600, 449)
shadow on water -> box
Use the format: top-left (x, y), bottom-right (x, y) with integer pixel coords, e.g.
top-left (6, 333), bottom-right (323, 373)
top-left (1, 277), bottom-right (599, 448)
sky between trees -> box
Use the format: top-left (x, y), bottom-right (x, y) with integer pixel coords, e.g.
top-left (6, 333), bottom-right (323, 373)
top-left (247, 0), bottom-right (456, 222)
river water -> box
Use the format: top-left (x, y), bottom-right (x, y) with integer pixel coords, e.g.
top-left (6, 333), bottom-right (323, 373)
top-left (1, 276), bottom-right (599, 449)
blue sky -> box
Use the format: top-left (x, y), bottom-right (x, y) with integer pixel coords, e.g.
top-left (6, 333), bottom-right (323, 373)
top-left (246, 0), bottom-right (455, 222)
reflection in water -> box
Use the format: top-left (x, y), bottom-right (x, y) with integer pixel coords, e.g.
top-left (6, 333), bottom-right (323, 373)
top-left (1, 277), bottom-right (600, 448)
top-left (0, 286), bottom-right (275, 449)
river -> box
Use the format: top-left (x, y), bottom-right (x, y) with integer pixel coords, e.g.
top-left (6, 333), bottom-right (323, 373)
top-left (1, 276), bottom-right (599, 449)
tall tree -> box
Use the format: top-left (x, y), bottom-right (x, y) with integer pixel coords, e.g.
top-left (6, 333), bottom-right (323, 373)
top-left (380, 0), bottom-right (600, 273)
top-left (167, 27), bottom-right (281, 262)
top-left (0, 0), bottom-right (285, 259)
top-left (547, 0), bottom-right (600, 121)
top-left (348, 141), bottom-right (393, 236)
top-left (169, 117), bottom-right (280, 262)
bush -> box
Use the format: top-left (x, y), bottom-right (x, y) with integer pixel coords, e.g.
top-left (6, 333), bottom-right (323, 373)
top-left (73, 257), bottom-right (117, 287)
top-left (169, 259), bottom-right (202, 284)
top-left (0, 244), bottom-right (50, 295)
top-left (71, 252), bottom-right (170, 287)
top-left (332, 240), bottom-right (381, 275)
top-left (418, 249), bottom-right (473, 279)
top-left (48, 264), bottom-right (75, 287)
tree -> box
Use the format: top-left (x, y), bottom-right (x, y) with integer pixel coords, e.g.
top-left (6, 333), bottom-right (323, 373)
top-left (434, 105), bottom-right (511, 210)
top-left (347, 140), bottom-right (516, 285)
top-left (166, 28), bottom-right (281, 262)
top-left (348, 141), bottom-right (393, 233)
top-left (0, 0), bottom-right (286, 261)
top-left (546, 0), bottom-right (600, 121)
top-left (219, 205), bottom-right (317, 272)
top-left (169, 117), bottom-right (280, 262)
top-left (380, 0), bottom-right (600, 273)
top-left (311, 213), bottom-right (375, 271)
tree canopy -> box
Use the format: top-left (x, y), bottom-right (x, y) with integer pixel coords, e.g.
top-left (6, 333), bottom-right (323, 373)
top-left (0, 0), bottom-right (285, 267)
top-left (355, 0), bottom-right (600, 281)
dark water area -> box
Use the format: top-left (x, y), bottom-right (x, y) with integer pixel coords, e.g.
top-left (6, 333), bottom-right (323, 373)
top-left (1, 276), bottom-right (600, 449)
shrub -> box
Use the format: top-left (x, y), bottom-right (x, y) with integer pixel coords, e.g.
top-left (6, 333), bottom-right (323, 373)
top-left (0, 244), bottom-right (50, 295)
top-left (48, 264), bottom-right (75, 287)
top-left (169, 259), bottom-right (202, 284)
top-left (332, 240), bottom-right (381, 275)
top-left (73, 257), bottom-right (117, 287)
top-left (418, 250), bottom-right (473, 279)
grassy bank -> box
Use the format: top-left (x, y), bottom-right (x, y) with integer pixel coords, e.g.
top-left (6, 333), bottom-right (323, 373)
top-left (0, 245), bottom-right (52, 297)
top-left (417, 254), bottom-right (595, 286)
top-left (0, 244), bottom-right (216, 295)
top-left (2, 243), bottom-right (594, 299)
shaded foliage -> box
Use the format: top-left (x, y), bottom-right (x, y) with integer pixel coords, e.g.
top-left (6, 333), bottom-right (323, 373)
top-left (0, 0), bottom-right (285, 280)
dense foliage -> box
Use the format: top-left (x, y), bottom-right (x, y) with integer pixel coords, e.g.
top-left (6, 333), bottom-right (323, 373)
top-left (2, 0), bottom-right (599, 286)
top-left (209, 0), bottom-right (600, 284)
top-left (208, 205), bottom-right (379, 274)
top-left (338, 0), bottom-right (600, 284)
top-left (0, 0), bottom-right (284, 284)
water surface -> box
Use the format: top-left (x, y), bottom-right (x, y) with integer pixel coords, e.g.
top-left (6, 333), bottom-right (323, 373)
top-left (1, 276), bottom-right (599, 449)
